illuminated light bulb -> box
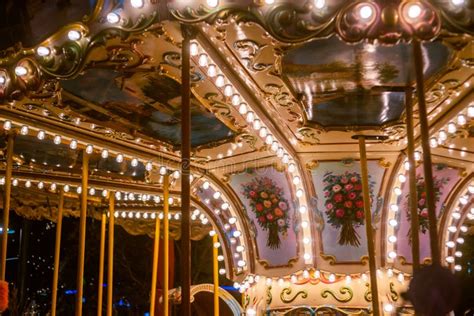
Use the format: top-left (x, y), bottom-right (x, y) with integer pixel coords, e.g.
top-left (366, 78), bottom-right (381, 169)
top-left (398, 174), bottom-right (406, 183)
top-left (85, 144), bottom-right (94, 154)
top-left (468, 185), bottom-right (474, 194)
top-left (389, 219), bottom-right (398, 227)
top-left (150, 212), bottom-right (156, 219)
top-left (198, 53), bottom-right (208, 67)
top-left (102, 190), bottom-right (108, 197)
top-left (36, 46), bottom-right (51, 57)
top-left (217, 255), bottom-right (224, 262)
top-left (296, 189), bottom-right (303, 198)
top-left (457, 114), bottom-right (466, 125)
top-left (159, 166), bottom-right (167, 175)
top-left (3, 120), bottom-right (12, 130)
top-left (303, 253), bottom-right (311, 260)
top-left (70, 139), bottom-right (78, 150)
top-left (393, 187), bottom-right (402, 196)
top-left (135, 212), bottom-right (141, 219)
top-left (0, 76), bottom-right (5, 85)
top-left (238, 103), bottom-right (248, 115)
top-left (189, 42), bottom-right (199, 56)
top-left (288, 163), bottom-right (296, 173)
top-left (89, 188), bottom-right (96, 195)
top-left (407, 3), bottom-right (422, 19)
top-left (468, 106), bottom-right (474, 118)
top-left (131, 158), bottom-right (138, 167)
top-left (270, 141), bottom-right (279, 152)
top-left (301, 221), bottom-right (309, 229)
top-left (445, 256), bottom-right (455, 263)
top-left (15, 66), bottom-right (28, 76)
top-left (390, 204), bottom-right (399, 212)
top-left (455, 251), bottom-right (462, 257)
top-left (25, 180), bottom-right (31, 188)
top-left (120, 211), bottom-right (127, 218)
top-left (439, 130), bottom-right (448, 141)
top-left (293, 176), bottom-right (301, 185)
top-left (345, 275), bottom-right (352, 283)
top-left (99, 149), bottom-right (108, 159)
top-left (53, 135), bottom-right (61, 145)
top-left (252, 119), bottom-right (261, 130)
top-left (359, 4), bottom-right (374, 19)
top-left (404, 161), bottom-right (410, 171)
top-left (264, 0), bottom-right (275, 3)
top-left (223, 84), bottom-right (233, 97)
top-left (128, 212), bottom-right (133, 219)
top-left (231, 94), bottom-right (240, 106)
top-left (282, 153), bottom-right (290, 164)
top-left (144, 161), bottom-right (153, 171)
top-left (303, 237), bottom-right (310, 244)
top-left (213, 191), bottom-right (221, 199)
top-left (20, 125), bottom-right (29, 135)
top-left (414, 151), bottom-right (421, 161)
top-left (447, 122), bottom-right (457, 134)
top-left (202, 181), bottom-right (210, 190)
top-left (460, 196), bottom-right (468, 205)
top-left (387, 269), bottom-right (393, 277)
top-left (259, 127), bottom-right (268, 138)
top-left (457, 237), bottom-right (464, 244)
top-left (215, 74), bottom-right (225, 87)
top-left (290, 274), bottom-right (297, 283)
top-left (452, 212), bottom-right (461, 220)
top-left (388, 235), bottom-right (397, 243)
top-left (265, 134), bottom-right (273, 145)
top-left (12, 179), bottom-right (18, 187)
top-left (397, 273), bottom-right (404, 282)
top-left (130, 0), bottom-right (144, 8)
top-left (76, 186), bottom-right (82, 194)
top-left (460, 225), bottom-right (468, 233)
top-left (246, 111), bottom-right (255, 123)
top-left (388, 251), bottom-right (397, 259)
top-left (454, 265), bottom-right (462, 271)
top-left (219, 268), bottom-right (226, 275)
top-left (265, 278), bottom-right (273, 286)
top-left (328, 274), bottom-right (336, 283)
top-left (233, 230), bottom-right (242, 238)
top-left (448, 226), bottom-right (457, 233)
top-left (106, 12), bottom-right (120, 24)
top-left (207, 64), bottom-right (217, 77)
top-left (236, 245), bottom-right (245, 252)
top-left (237, 260), bottom-right (246, 267)
top-left (221, 202), bottom-right (229, 210)
top-left (383, 303), bottom-right (394, 313)
top-left (67, 30), bottom-right (81, 41)
top-left (314, 0), bottom-right (325, 9)
top-left (37, 130), bottom-right (46, 140)
top-left (37, 181), bottom-right (44, 189)
top-left (429, 137), bottom-right (438, 148)
top-left (168, 197), bottom-right (174, 205)
top-left (276, 147), bottom-right (284, 158)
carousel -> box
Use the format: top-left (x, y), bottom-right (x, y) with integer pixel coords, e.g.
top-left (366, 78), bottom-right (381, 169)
top-left (0, 0), bottom-right (472, 315)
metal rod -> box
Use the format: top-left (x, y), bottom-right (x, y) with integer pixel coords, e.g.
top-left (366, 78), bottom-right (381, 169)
top-left (405, 87), bottom-right (421, 272)
top-left (106, 193), bottom-right (115, 316)
top-left (51, 190), bottom-right (64, 316)
top-left (97, 210), bottom-right (106, 316)
top-left (163, 174), bottom-right (170, 316)
top-left (180, 25), bottom-right (192, 316)
top-left (0, 133), bottom-right (14, 280)
top-left (212, 234), bottom-right (219, 316)
top-left (412, 40), bottom-right (441, 265)
top-left (149, 213), bottom-right (161, 316)
top-left (358, 136), bottom-right (380, 316)
top-left (75, 151), bottom-right (89, 316)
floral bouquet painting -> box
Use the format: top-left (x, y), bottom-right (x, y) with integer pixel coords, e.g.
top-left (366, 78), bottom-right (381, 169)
top-left (241, 177), bottom-right (290, 249)
top-left (323, 171), bottom-right (372, 247)
top-left (405, 175), bottom-right (449, 238)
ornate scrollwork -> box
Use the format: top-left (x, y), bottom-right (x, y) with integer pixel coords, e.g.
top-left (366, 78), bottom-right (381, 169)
top-left (390, 282), bottom-right (399, 302)
top-left (233, 39), bottom-right (272, 72)
top-left (364, 282), bottom-right (372, 302)
top-left (297, 127), bottom-right (321, 145)
top-left (266, 285), bottom-right (272, 305)
top-left (162, 52), bottom-right (204, 82)
top-left (321, 287), bottom-right (353, 303)
top-left (280, 287), bottom-right (308, 304)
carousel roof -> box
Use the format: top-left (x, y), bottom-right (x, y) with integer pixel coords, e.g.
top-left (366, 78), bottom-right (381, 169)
top-left (0, 0), bottom-right (473, 312)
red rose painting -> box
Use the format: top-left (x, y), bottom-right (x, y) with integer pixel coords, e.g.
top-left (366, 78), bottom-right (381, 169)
top-left (242, 177), bottom-right (290, 249)
top-left (323, 171), bottom-right (374, 247)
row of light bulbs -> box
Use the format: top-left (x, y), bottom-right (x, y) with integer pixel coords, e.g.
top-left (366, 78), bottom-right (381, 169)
top-left (444, 183), bottom-right (473, 271)
top-left (191, 41), bottom-right (313, 263)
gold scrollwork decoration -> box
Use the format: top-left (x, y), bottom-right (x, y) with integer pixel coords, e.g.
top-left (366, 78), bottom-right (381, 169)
top-left (321, 287), bottom-right (353, 303)
top-left (280, 287), bottom-right (308, 304)
top-left (390, 282), bottom-right (399, 302)
top-left (364, 283), bottom-right (372, 302)
top-left (266, 285), bottom-right (272, 305)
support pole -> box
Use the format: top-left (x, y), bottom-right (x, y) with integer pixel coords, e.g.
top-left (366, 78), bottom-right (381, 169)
top-left (405, 87), bottom-right (421, 272)
top-left (75, 151), bottom-right (89, 316)
top-left (106, 194), bottom-right (115, 316)
top-left (412, 41), bottom-right (441, 265)
top-left (0, 133), bottom-right (14, 280)
top-left (149, 213), bottom-right (161, 316)
top-left (180, 25), bottom-right (192, 316)
top-left (163, 175), bottom-right (170, 316)
top-left (51, 190), bottom-right (64, 316)
top-left (358, 137), bottom-right (380, 316)
top-left (212, 234), bottom-right (219, 316)
top-left (97, 210), bottom-right (106, 316)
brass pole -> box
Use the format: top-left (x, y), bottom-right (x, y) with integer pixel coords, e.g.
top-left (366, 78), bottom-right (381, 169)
top-left (149, 214), bottom-right (161, 316)
top-left (75, 151), bottom-right (89, 316)
top-left (106, 194), bottom-right (115, 316)
top-left (51, 189), bottom-right (65, 316)
top-left (358, 137), bottom-right (380, 316)
top-left (0, 133), bottom-right (14, 280)
top-left (97, 211), bottom-right (106, 316)
top-left (405, 87), bottom-right (421, 272)
top-left (163, 175), bottom-right (170, 316)
top-left (412, 41), bottom-right (441, 265)
top-left (180, 25), bottom-right (192, 316)
top-left (212, 234), bottom-right (219, 316)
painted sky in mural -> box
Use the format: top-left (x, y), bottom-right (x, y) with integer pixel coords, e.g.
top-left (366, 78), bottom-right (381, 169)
top-left (310, 161), bottom-right (385, 262)
top-left (282, 36), bottom-right (452, 127)
top-left (230, 167), bottom-right (298, 267)
top-left (61, 68), bottom-right (234, 147)
top-left (395, 164), bottom-right (461, 262)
